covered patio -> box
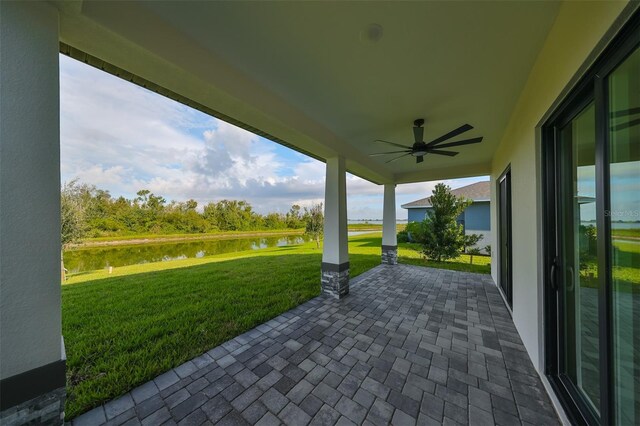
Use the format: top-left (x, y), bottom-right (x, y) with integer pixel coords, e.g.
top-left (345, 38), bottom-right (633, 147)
top-left (72, 265), bottom-right (558, 426)
top-left (2, 1), bottom-right (638, 425)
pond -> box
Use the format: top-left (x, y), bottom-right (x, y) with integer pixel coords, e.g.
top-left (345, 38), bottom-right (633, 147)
top-left (63, 234), bottom-right (313, 273)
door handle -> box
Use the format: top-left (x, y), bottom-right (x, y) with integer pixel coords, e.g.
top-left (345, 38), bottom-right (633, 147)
top-left (566, 266), bottom-right (575, 292)
top-left (550, 258), bottom-right (558, 292)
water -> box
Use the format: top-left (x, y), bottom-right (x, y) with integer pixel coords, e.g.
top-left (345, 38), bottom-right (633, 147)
top-left (612, 223), bottom-right (640, 230)
top-left (64, 234), bottom-right (312, 273)
top-left (347, 220), bottom-right (407, 224)
top-left (347, 231), bottom-right (378, 237)
top-left (581, 221), bottom-right (640, 230)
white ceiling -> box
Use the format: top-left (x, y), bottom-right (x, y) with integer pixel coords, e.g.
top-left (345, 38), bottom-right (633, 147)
top-left (57, 1), bottom-right (561, 184)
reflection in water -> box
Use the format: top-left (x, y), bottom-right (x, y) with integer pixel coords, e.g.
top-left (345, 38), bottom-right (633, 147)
top-left (64, 235), bottom-right (311, 273)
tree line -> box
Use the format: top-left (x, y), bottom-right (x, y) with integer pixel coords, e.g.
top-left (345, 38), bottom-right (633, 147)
top-left (61, 180), bottom-right (320, 242)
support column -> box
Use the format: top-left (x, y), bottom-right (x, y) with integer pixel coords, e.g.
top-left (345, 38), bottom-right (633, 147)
top-left (0, 2), bottom-right (65, 425)
top-left (321, 157), bottom-right (349, 298)
top-left (382, 184), bottom-right (398, 265)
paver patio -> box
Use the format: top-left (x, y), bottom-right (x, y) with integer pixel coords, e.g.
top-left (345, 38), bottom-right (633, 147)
top-left (71, 264), bottom-right (560, 426)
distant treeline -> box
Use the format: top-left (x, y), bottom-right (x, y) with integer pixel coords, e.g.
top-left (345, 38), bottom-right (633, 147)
top-left (62, 181), bottom-right (312, 238)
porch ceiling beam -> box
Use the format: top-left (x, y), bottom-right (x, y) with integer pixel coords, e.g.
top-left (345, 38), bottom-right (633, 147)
top-left (393, 161), bottom-right (493, 185)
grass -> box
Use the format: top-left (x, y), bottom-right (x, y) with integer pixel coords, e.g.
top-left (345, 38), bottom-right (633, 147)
top-left (399, 242), bottom-right (491, 274)
top-left (565, 239), bottom-right (639, 292)
top-left (612, 228), bottom-right (640, 239)
top-left (581, 240), bottom-right (640, 289)
top-left (62, 234), bottom-right (489, 418)
top-left (346, 223), bottom-right (407, 231)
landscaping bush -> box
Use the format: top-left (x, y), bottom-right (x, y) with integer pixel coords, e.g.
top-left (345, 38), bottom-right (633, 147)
top-left (397, 230), bottom-right (409, 243)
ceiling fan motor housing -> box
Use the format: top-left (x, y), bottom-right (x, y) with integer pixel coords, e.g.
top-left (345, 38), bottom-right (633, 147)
top-left (411, 144), bottom-right (428, 156)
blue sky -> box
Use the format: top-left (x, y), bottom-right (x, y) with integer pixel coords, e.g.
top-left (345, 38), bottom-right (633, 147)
top-left (60, 55), bottom-right (488, 220)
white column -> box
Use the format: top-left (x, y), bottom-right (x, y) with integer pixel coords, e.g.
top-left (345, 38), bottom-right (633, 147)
top-left (0, 2), bottom-right (65, 423)
top-left (321, 157), bottom-right (349, 298)
top-left (382, 184), bottom-right (398, 264)
top-left (382, 184), bottom-right (397, 245)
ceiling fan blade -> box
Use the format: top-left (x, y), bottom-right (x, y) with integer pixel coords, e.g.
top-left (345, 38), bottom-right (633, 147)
top-left (385, 152), bottom-right (412, 163)
top-left (416, 155), bottom-right (424, 164)
top-left (427, 124), bottom-right (473, 147)
top-left (375, 139), bottom-right (412, 149)
top-left (433, 137), bottom-right (483, 149)
top-left (413, 126), bottom-right (424, 143)
top-left (428, 149), bottom-right (459, 157)
top-left (369, 150), bottom-right (411, 156)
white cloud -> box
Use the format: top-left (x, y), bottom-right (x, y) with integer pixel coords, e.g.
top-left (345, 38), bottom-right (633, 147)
top-left (60, 54), bottom-right (489, 220)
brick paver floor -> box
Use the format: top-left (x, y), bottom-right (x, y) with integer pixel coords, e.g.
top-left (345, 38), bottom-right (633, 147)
top-left (71, 264), bottom-right (560, 426)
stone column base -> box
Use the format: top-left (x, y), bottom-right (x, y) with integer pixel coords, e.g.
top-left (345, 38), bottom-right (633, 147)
top-left (381, 245), bottom-right (398, 265)
top-left (321, 262), bottom-right (349, 298)
top-left (0, 387), bottom-right (65, 426)
top-left (0, 356), bottom-right (66, 426)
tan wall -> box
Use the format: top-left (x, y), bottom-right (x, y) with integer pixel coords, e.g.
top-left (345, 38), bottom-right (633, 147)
top-left (489, 0), bottom-right (631, 370)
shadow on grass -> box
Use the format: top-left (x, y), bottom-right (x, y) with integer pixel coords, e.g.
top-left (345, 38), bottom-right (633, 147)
top-left (65, 271), bottom-right (94, 279)
top-left (399, 256), bottom-right (491, 274)
top-left (348, 236), bottom-right (385, 248)
top-left (62, 252), bottom-right (380, 419)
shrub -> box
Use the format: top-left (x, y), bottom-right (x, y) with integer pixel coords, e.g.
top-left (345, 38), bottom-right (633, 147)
top-left (412, 183), bottom-right (471, 262)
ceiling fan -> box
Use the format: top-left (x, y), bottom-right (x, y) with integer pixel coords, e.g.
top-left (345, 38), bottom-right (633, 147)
top-left (370, 119), bottom-right (483, 163)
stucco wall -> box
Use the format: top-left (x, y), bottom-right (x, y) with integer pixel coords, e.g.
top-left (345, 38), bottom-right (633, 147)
top-left (489, 0), bottom-right (630, 370)
top-left (0, 1), bottom-right (62, 379)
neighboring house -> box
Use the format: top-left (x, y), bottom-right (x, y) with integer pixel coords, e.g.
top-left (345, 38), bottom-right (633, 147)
top-left (401, 181), bottom-right (491, 250)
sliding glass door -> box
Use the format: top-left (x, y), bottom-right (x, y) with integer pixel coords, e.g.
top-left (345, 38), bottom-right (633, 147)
top-left (498, 167), bottom-right (512, 307)
top-left (557, 100), bottom-right (601, 418)
top-left (609, 45), bottom-right (640, 426)
top-left (543, 14), bottom-right (639, 426)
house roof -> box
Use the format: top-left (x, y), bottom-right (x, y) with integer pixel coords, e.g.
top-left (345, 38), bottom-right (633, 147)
top-left (401, 181), bottom-right (490, 209)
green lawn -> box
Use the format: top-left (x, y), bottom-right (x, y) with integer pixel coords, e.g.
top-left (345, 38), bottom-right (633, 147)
top-left (579, 240), bottom-right (640, 290)
top-left (612, 227), bottom-right (640, 239)
top-left (345, 223), bottom-right (407, 231)
top-left (62, 234), bottom-right (489, 418)
top-left (398, 242), bottom-right (491, 274)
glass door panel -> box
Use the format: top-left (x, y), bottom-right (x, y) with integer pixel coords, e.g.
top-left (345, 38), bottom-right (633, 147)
top-left (545, 15), bottom-right (639, 425)
top-left (558, 101), bottom-right (601, 414)
top-left (608, 46), bottom-right (640, 425)
top-left (499, 169), bottom-right (512, 307)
